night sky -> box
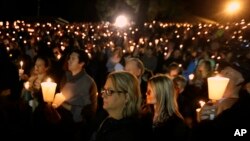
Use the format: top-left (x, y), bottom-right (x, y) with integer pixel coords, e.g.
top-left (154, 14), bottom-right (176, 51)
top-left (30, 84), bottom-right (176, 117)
top-left (0, 0), bottom-right (249, 22)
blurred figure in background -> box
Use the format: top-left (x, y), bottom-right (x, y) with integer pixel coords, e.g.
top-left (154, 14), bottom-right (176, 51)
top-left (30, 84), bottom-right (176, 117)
top-left (106, 47), bottom-right (124, 73)
top-left (163, 62), bottom-right (183, 80)
top-left (125, 57), bottom-right (147, 104)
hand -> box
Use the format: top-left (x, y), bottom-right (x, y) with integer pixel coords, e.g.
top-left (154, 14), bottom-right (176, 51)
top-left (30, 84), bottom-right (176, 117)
top-left (199, 103), bottom-right (217, 121)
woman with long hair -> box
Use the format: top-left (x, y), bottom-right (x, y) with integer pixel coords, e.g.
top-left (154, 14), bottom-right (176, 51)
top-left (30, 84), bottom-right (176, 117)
top-left (146, 74), bottom-right (190, 141)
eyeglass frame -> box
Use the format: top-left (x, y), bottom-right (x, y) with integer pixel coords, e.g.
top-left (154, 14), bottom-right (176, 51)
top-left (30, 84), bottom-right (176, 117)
top-left (101, 88), bottom-right (127, 96)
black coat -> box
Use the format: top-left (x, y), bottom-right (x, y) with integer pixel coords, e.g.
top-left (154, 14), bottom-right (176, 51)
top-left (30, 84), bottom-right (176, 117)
top-left (152, 114), bottom-right (190, 141)
top-left (91, 117), bottom-right (148, 141)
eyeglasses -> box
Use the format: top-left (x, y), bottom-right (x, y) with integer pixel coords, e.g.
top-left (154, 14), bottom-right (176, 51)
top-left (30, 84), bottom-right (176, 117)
top-left (101, 88), bottom-right (126, 96)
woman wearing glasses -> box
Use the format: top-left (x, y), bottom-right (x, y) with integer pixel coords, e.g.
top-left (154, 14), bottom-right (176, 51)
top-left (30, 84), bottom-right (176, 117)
top-left (90, 71), bottom-right (146, 141)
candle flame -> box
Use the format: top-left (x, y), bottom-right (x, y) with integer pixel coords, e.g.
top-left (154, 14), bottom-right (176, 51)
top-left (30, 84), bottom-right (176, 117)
top-left (47, 78), bottom-right (52, 82)
top-left (24, 81), bottom-right (30, 90)
top-left (189, 74), bottom-right (194, 80)
top-left (199, 100), bottom-right (206, 108)
top-left (20, 61), bottom-right (23, 68)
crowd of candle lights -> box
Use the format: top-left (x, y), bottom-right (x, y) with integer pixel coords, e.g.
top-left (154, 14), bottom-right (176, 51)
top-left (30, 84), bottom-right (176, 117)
top-left (1, 19), bottom-right (250, 106)
top-left (1, 19), bottom-right (250, 63)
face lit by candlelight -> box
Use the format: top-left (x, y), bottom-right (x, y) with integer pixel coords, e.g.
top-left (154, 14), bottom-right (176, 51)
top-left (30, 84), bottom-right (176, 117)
top-left (102, 78), bottom-right (127, 115)
top-left (146, 83), bottom-right (157, 105)
top-left (34, 58), bottom-right (48, 75)
top-left (68, 52), bottom-right (84, 73)
top-left (125, 58), bottom-right (144, 78)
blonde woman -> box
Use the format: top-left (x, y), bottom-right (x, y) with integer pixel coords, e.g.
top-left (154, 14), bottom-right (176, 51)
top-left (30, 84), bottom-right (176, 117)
top-left (91, 71), bottom-right (144, 141)
top-left (146, 74), bottom-right (190, 141)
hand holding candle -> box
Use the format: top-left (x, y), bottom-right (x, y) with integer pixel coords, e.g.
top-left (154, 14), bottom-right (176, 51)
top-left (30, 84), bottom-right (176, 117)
top-left (41, 78), bottom-right (57, 103)
top-left (196, 100), bottom-right (206, 122)
top-left (52, 92), bottom-right (65, 108)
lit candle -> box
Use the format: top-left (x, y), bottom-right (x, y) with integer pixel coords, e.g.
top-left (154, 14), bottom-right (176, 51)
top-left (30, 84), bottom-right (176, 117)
top-left (196, 108), bottom-right (201, 122)
top-left (130, 46), bottom-right (134, 52)
top-left (24, 81), bottom-right (30, 90)
top-left (207, 76), bottom-right (229, 101)
top-left (20, 61), bottom-right (23, 69)
top-left (189, 73), bottom-right (194, 80)
top-left (155, 39), bottom-right (159, 45)
top-left (199, 100), bottom-right (206, 108)
top-left (52, 92), bottom-right (65, 108)
top-left (57, 54), bottom-right (61, 60)
top-left (41, 78), bottom-right (57, 103)
top-left (196, 100), bottom-right (206, 122)
top-left (19, 61), bottom-right (24, 76)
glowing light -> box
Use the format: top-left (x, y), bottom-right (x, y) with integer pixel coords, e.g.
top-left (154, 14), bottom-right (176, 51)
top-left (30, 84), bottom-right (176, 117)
top-left (189, 74), bottom-right (194, 80)
top-left (199, 100), bottom-right (206, 107)
top-left (225, 1), bottom-right (241, 14)
top-left (179, 44), bottom-right (183, 49)
top-left (114, 15), bottom-right (129, 28)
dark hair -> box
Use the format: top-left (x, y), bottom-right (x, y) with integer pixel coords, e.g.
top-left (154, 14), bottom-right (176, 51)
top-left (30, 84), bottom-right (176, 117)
top-left (163, 62), bottom-right (182, 74)
top-left (0, 43), bottom-right (9, 61)
top-left (34, 55), bottom-right (51, 68)
top-left (71, 48), bottom-right (89, 66)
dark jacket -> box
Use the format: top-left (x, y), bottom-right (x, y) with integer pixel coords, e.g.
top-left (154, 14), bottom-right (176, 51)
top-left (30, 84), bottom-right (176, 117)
top-left (152, 114), bottom-right (190, 141)
top-left (91, 117), bottom-right (147, 141)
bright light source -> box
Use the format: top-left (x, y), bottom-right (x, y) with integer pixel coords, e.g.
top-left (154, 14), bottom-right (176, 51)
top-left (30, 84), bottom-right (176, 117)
top-left (225, 1), bottom-right (241, 14)
top-left (114, 15), bottom-right (128, 28)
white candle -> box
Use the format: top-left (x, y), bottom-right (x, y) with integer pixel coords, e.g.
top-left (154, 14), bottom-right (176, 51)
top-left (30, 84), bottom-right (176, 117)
top-left (20, 61), bottom-right (23, 69)
top-left (207, 76), bottom-right (229, 100)
top-left (196, 108), bottom-right (201, 122)
top-left (41, 78), bottom-right (57, 102)
top-left (52, 93), bottom-right (65, 108)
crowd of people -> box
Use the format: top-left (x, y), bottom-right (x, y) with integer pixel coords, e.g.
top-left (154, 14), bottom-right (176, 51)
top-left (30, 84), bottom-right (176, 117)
top-left (0, 19), bottom-right (250, 140)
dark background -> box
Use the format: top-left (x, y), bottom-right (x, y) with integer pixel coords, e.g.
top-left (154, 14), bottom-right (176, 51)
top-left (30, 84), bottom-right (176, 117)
top-left (0, 0), bottom-right (249, 23)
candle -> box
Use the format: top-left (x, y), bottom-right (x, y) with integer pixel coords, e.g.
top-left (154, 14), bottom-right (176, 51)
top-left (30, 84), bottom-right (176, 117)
top-left (196, 100), bottom-right (205, 122)
top-left (41, 78), bottom-right (57, 103)
top-left (199, 100), bottom-right (205, 107)
top-left (207, 76), bottom-right (229, 100)
top-left (189, 73), bottom-right (194, 80)
top-left (24, 81), bottom-right (30, 90)
top-left (20, 61), bottom-right (23, 69)
top-left (52, 93), bottom-right (65, 108)
top-left (130, 46), bottom-right (134, 52)
top-left (196, 108), bottom-right (201, 122)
